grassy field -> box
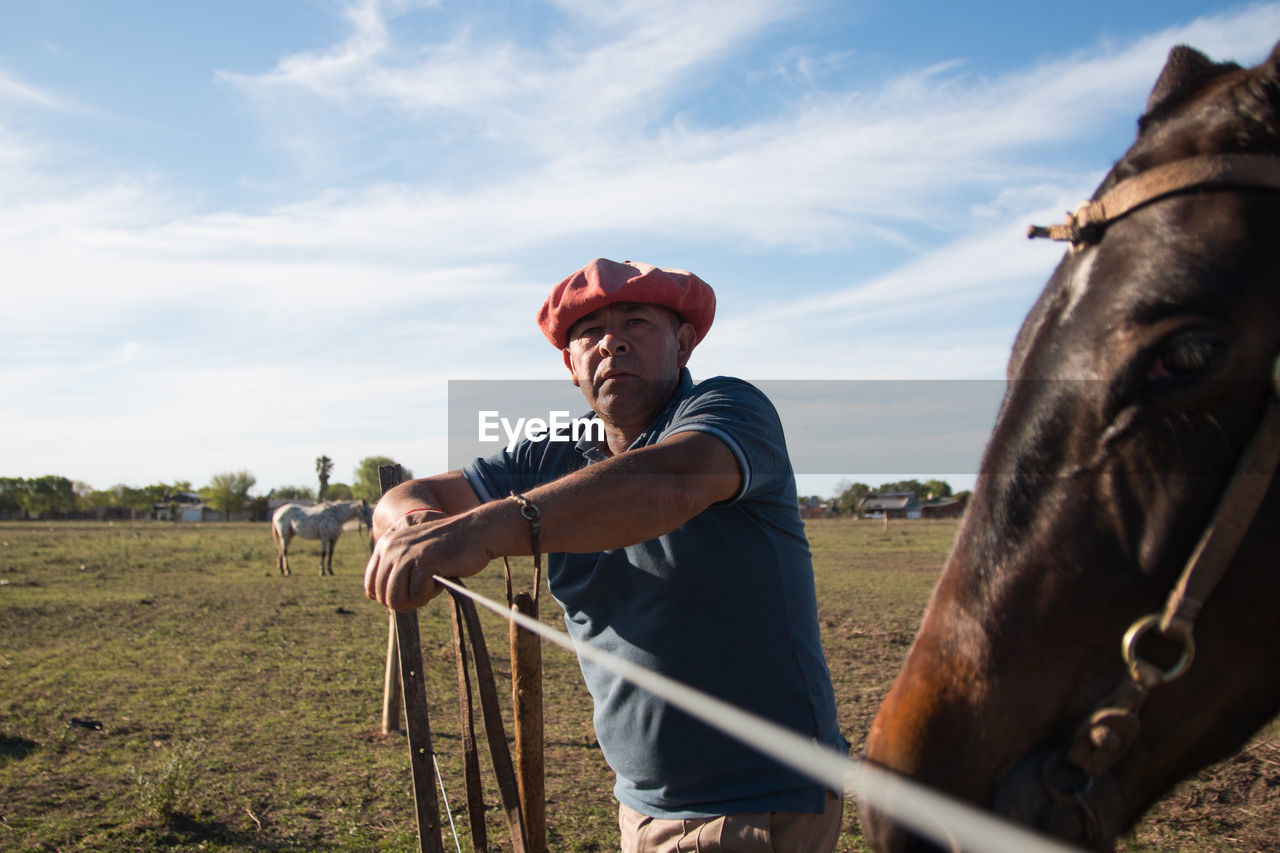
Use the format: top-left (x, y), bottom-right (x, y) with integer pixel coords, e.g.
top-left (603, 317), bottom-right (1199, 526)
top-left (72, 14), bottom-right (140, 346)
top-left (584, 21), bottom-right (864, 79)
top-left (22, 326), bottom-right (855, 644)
top-left (2, 519), bottom-right (1277, 852)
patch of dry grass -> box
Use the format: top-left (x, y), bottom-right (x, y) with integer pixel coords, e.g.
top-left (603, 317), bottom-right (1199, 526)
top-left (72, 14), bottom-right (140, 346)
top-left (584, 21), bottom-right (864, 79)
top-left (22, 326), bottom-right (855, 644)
top-left (2, 519), bottom-right (1277, 851)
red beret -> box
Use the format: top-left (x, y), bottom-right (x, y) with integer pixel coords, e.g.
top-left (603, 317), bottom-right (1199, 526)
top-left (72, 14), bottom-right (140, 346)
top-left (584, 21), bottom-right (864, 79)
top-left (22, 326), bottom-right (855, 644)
top-left (537, 258), bottom-right (716, 349)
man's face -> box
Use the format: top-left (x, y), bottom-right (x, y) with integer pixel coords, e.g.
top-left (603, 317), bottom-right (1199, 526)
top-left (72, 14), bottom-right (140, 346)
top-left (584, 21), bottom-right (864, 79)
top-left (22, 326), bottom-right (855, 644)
top-left (562, 302), bottom-right (696, 432)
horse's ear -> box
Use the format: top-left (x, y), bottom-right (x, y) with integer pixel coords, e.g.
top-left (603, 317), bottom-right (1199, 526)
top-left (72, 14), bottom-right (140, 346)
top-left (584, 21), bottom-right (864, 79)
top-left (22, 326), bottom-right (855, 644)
top-left (1260, 39), bottom-right (1280, 91)
top-left (1145, 45), bottom-right (1220, 116)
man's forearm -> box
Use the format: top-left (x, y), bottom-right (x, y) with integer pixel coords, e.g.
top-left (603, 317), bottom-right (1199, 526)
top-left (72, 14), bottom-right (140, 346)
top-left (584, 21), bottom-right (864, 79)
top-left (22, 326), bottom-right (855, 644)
top-left (464, 430), bottom-right (741, 561)
top-left (371, 471), bottom-right (481, 539)
top-left (366, 431), bottom-right (741, 611)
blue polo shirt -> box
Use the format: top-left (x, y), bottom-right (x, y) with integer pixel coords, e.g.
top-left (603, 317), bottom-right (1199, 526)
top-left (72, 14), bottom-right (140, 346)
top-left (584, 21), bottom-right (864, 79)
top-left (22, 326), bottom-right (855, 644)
top-left (462, 369), bottom-right (846, 818)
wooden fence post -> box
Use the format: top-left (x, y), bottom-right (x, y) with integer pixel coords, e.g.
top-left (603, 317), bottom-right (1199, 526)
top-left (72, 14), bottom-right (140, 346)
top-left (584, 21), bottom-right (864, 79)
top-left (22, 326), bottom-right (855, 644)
top-left (378, 464), bottom-right (444, 853)
top-left (376, 463), bottom-right (546, 850)
top-left (382, 612), bottom-right (402, 734)
top-left (511, 591), bottom-right (546, 852)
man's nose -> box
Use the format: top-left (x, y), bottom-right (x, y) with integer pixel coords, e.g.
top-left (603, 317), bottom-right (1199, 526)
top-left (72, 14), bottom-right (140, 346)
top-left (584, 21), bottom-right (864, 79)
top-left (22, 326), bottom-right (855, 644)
top-left (599, 330), bottom-right (630, 355)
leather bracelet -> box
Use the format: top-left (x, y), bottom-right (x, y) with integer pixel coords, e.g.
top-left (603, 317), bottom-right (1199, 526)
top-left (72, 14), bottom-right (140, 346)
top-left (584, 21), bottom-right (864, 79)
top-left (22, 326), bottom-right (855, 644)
top-left (507, 492), bottom-right (541, 554)
top-left (505, 493), bottom-right (543, 609)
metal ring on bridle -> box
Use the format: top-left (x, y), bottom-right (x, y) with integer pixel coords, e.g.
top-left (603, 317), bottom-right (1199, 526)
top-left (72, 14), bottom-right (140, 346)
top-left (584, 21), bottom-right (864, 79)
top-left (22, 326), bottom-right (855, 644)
top-left (1122, 614), bottom-right (1195, 687)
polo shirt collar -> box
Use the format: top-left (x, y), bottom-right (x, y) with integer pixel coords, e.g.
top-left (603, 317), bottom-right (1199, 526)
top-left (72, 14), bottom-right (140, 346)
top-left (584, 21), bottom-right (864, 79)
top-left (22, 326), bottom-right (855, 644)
top-left (575, 368), bottom-right (694, 463)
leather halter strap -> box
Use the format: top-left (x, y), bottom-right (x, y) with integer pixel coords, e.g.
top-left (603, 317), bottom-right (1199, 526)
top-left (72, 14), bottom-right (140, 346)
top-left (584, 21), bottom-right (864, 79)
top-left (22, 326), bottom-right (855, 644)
top-left (1157, 358), bottom-right (1280, 642)
top-left (1044, 360), bottom-right (1280, 852)
top-left (1026, 153), bottom-right (1280, 666)
top-left (1028, 154), bottom-right (1280, 245)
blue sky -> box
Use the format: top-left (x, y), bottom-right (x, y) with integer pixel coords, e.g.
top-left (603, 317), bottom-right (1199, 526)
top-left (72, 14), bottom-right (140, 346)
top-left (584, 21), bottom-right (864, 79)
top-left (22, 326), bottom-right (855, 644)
top-left (2, 0), bottom-right (1278, 499)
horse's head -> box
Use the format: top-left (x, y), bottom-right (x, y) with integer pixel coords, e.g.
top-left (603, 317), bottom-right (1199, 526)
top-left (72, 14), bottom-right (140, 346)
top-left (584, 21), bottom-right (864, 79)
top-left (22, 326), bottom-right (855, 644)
top-left (339, 498), bottom-right (372, 524)
top-left (863, 42), bottom-right (1280, 851)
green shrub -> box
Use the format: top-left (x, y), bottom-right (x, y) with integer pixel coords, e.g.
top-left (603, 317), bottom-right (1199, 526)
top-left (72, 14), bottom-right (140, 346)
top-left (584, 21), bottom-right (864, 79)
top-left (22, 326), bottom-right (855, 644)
top-left (135, 739), bottom-right (206, 823)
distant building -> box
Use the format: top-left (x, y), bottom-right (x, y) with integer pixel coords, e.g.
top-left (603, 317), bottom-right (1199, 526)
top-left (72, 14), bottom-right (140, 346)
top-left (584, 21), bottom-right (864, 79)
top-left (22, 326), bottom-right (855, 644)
top-left (179, 504), bottom-right (223, 522)
top-left (920, 494), bottom-right (969, 519)
top-left (267, 498), bottom-right (317, 515)
top-left (154, 491), bottom-right (203, 521)
top-left (858, 491), bottom-right (920, 519)
top-left (799, 498), bottom-right (839, 519)
top-left (153, 492), bottom-right (254, 522)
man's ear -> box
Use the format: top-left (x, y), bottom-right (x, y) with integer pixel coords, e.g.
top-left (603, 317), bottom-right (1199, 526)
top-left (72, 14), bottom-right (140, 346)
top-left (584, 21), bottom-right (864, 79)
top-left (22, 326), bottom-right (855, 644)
top-left (675, 323), bottom-right (697, 368)
top-left (563, 348), bottom-right (581, 387)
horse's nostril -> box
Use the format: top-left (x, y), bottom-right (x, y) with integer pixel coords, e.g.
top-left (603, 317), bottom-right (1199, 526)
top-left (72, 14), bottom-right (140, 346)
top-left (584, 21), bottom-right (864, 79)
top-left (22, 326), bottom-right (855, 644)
top-left (861, 795), bottom-right (964, 853)
top-left (860, 812), bottom-right (949, 853)
top-left (1039, 806), bottom-right (1085, 842)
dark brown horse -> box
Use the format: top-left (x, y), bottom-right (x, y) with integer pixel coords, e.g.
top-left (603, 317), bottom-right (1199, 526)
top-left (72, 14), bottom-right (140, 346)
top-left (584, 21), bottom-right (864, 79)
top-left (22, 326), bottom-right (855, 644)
top-left (861, 42), bottom-right (1280, 851)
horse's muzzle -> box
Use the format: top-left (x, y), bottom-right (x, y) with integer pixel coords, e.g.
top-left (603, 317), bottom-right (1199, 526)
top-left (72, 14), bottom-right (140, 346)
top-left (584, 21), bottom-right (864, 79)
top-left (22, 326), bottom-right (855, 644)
top-left (993, 748), bottom-right (1125, 851)
top-left (859, 789), bottom-right (960, 853)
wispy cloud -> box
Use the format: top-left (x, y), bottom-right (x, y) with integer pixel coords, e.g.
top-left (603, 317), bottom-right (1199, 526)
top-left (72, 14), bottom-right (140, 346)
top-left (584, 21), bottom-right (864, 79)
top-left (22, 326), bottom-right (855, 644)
top-left (0, 68), bottom-right (69, 110)
top-left (223, 0), bottom-right (796, 120)
top-left (206, 2), bottom-right (1280, 255)
top-left (217, 0), bottom-right (802, 177)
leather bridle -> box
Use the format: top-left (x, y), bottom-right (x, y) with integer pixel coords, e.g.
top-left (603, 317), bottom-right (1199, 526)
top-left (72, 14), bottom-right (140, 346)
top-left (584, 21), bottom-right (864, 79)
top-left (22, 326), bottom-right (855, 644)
top-left (1013, 154), bottom-right (1280, 848)
top-left (1027, 153), bottom-right (1280, 246)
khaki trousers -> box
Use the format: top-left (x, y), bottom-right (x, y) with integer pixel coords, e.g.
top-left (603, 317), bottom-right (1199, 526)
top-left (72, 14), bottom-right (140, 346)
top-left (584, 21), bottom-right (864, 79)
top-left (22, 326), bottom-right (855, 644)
top-left (618, 790), bottom-right (843, 853)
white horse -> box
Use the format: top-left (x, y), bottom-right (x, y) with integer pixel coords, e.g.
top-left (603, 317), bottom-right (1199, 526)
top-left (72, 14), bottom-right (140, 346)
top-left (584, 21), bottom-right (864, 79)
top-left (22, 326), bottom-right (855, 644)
top-left (270, 500), bottom-right (370, 576)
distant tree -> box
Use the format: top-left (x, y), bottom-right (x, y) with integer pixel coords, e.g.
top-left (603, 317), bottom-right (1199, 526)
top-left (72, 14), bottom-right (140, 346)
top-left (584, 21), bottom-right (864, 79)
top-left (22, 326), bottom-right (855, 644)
top-left (248, 495), bottom-right (270, 522)
top-left (81, 488), bottom-right (115, 514)
top-left (835, 481), bottom-right (872, 516)
top-left (316, 456), bottom-right (334, 501)
top-left (109, 484), bottom-right (155, 519)
top-left (203, 471), bottom-right (256, 521)
top-left (875, 479), bottom-right (919, 496)
top-left (324, 482), bottom-right (354, 501)
top-left (0, 478), bottom-right (25, 516)
top-left (23, 475), bottom-right (77, 518)
top-left (352, 457), bottom-right (412, 502)
top-left (921, 479), bottom-right (953, 500)
top-left (141, 484), bottom-right (171, 507)
top-left (272, 485), bottom-right (316, 500)
top-left (865, 479), bottom-right (954, 503)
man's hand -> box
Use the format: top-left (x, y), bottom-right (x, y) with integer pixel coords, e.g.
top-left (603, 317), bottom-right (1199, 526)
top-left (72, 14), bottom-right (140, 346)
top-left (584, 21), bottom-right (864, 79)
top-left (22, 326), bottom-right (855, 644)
top-left (368, 472), bottom-right (483, 541)
top-left (362, 431), bottom-right (741, 610)
top-left (364, 515), bottom-right (491, 612)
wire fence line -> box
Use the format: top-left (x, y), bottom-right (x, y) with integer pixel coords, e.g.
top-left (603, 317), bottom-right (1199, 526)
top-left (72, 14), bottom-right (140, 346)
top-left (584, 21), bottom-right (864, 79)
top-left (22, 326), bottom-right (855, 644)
top-left (432, 575), bottom-right (1082, 853)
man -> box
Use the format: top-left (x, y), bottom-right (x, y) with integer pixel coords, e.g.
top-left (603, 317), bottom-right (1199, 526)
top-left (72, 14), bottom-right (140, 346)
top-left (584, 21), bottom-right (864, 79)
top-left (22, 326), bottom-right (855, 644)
top-left (365, 258), bottom-right (846, 852)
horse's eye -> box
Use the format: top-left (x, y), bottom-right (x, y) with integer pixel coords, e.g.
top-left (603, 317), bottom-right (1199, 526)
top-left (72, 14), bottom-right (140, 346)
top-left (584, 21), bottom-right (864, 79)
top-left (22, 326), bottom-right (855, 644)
top-left (1145, 331), bottom-right (1224, 381)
